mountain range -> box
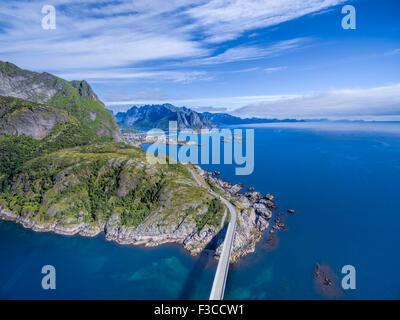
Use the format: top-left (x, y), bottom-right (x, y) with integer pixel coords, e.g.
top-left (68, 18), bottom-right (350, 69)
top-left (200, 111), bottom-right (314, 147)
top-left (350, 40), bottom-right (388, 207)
top-left (115, 104), bottom-right (213, 130)
top-left (114, 104), bottom-right (300, 130)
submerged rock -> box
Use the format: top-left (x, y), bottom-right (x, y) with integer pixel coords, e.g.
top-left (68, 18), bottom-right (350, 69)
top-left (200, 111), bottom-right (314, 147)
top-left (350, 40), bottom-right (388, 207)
top-left (266, 234), bottom-right (279, 249)
top-left (314, 263), bottom-right (343, 298)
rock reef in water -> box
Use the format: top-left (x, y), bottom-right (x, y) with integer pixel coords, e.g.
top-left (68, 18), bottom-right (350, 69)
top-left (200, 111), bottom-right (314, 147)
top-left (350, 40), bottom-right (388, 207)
top-left (314, 263), bottom-right (343, 298)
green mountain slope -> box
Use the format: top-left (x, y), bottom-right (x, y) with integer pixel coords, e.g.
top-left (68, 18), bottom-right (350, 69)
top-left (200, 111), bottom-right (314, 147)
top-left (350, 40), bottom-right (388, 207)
top-left (0, 95), bottom-right (117, 186)
top-left (0, 61), bottom-right (123, 142)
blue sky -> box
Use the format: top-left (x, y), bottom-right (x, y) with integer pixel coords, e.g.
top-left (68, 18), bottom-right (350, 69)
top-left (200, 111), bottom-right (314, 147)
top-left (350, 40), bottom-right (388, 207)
top-left (0, 0), bottom-right (399, 119)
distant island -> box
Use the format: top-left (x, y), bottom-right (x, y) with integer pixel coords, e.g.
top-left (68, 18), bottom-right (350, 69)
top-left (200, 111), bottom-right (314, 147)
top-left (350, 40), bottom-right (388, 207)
top-left (0, 61), bottom-right (276, 262)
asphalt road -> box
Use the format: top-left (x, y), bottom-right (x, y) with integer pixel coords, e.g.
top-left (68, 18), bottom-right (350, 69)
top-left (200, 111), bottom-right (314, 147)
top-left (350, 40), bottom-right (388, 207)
top-left (187, 167), bottom-right (238, 300)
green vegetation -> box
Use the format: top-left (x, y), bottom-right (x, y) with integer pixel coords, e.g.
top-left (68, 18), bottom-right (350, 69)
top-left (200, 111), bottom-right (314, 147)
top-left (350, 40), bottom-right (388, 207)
top-left (0, 61), bottom-right (19, 76)
top-left (195, 198), bottom-right (224, 231)
top-left (0, 114), bottom-right (109, 187)
top-left (0, 94), bottom-right (116, 181)
top-left (0, 139), bottom-right (221, 230)
top-left (119, 177), bottom-right (164, 227)
top-left (0, 144), bottom-right (158, 225)
top-left (0, 95), bottom-right (44, 116)
top-left (0, 134), bottom-right (41, 188)
top-left (48, 85), bottom-right (118, 142)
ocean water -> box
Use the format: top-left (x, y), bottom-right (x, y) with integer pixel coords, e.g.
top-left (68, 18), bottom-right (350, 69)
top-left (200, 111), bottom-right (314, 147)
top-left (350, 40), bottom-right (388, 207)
top-left (1, 122), bottom-right (400, 299)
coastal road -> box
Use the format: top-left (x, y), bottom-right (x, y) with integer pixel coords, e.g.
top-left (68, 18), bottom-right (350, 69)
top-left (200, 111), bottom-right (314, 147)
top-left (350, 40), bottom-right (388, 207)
top-left (187, 167), bottom-right (238, 300)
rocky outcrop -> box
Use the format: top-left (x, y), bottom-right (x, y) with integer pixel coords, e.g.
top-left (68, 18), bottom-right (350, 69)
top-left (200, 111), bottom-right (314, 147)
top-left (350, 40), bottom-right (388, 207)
top-left (0, 62), bottom-right (67, 104)
top-left (0, 203), bottom-right (103, 236)
top-left (202, 168), bottom-right (275, 262)
top-left (0, 96), bottom-right (71, 139)
top-left (70, 80), bottom-right (99, 100)
top-left (183, 225), bottom-right (219, 254)
top-left (232, 198), bottom-right (272, 261)
top-left (0, 202), bottom-right (220, 257)
top-left (0, 62), bottom-right (100, 105)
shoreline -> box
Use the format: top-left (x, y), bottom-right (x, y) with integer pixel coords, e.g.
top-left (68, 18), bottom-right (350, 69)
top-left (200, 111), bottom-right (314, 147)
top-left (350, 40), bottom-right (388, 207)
top-left (0, 217), bottom-right (217, 270)
top-left (0, 205), bottom-right (192, 246)
top-left (0, 162), bottom-right (276, 263)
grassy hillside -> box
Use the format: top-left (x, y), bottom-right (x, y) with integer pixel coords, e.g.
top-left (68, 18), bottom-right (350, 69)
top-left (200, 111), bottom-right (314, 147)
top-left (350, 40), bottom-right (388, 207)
top-left (48, 81), bottom-right (122, 142)
top-left (0, 142), bottom-right (223, 230)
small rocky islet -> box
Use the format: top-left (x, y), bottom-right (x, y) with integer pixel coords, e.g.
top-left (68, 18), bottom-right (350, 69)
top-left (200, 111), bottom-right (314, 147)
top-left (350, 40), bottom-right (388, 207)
top-left (265, 203), bottom-right (297, 247)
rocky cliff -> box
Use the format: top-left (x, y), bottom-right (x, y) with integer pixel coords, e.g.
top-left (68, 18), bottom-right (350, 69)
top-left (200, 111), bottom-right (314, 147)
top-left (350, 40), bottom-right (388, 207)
top-left (0, 96), bottom-right (71, 139)
top-left (0, 61), bottom-right (123, 142)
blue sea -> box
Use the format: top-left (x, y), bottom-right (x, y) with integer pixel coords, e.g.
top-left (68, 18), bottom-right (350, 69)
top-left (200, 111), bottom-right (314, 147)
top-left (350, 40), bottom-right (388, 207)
top-left (1, 122), bottom-right (400, 299)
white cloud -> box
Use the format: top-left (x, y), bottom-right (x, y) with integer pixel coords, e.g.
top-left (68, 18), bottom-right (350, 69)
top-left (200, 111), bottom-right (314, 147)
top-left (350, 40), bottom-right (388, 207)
top-left (0, 0), bottom-right (345, 78)
top-left (57, 69), bottom-right (212, 83)
top-left (186, 38), bottom-right (308, 65)
top-left (264, 66), bottom-right (288, 73)
top-left (387, 48), bottom-right (400, 56)
top-left (233, 84), bottom-right (400, 120)
top-left (102, 87), bottom-right (174, 103)
top-left (186, 0), bottom-right (347, 43)
top-left (230, 67), bottom-right (260, 73)
top-left (105, 83), bottom-right (400, 121)
top-left (105, 93), bottom-right (298, 109)
top-left (0, 0), bottom-right (208, 72)
top-left (190, 106), bottom-right (229, 113)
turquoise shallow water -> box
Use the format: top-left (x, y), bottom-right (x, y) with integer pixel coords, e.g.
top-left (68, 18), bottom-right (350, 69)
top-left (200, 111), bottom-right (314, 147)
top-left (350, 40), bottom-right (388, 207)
top-left (1, 122), bottom-right (400, 299)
